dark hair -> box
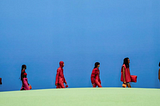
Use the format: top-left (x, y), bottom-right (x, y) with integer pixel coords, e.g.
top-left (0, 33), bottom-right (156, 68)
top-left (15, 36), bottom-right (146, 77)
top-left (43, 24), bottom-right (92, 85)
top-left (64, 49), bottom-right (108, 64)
top-left (123, 57), bottom-right (129, 68)
top-left (21, 64), bottom-right (26, 71)
top-left (159, 62), bottom-right (160, 67)
top-left (21, 64), bottom-right (26, 81)
top-left (94, 62), bottom-right (100, 68)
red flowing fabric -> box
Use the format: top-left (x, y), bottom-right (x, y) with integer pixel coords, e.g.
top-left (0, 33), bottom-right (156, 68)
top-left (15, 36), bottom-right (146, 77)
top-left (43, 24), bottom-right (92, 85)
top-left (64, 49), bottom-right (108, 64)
top-left (131, 75), bottom-right (137, 82)
top-left (91, 68), bottom-right (102, 87)
top-left (121, 64), bottom-right (131, 83)
top-left (55, 61), bottom-right (67, 88)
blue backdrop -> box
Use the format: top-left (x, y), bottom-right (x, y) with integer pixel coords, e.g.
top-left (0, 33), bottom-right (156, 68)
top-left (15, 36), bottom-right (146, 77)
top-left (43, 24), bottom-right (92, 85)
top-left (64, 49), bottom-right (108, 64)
top-left (0, 0), bottom-right (160, 91)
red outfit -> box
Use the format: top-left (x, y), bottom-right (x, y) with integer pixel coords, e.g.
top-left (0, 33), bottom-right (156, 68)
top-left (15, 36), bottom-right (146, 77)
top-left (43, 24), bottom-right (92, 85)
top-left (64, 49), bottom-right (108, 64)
top-left (21, 69), bottom-right (26, 80)
top-left (91, 68), bottom-right (102, 87)
top-left (21, 78), bottom-right (30, 90)
top-left (20, 72), bottom-right (30, 90)
top-left (121, 64), bottom-right (131, 83)
top-left (55, 61), bottom-right (67, 88)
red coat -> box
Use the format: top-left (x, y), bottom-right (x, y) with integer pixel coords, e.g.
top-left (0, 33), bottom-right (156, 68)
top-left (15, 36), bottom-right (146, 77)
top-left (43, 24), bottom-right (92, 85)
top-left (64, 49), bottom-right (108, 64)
top-left (55, 67), bottom-right (66, 85)
top-left (91, 68), bottom-right (101, 84)
top-left (121, 64), bottom-right (131, 83)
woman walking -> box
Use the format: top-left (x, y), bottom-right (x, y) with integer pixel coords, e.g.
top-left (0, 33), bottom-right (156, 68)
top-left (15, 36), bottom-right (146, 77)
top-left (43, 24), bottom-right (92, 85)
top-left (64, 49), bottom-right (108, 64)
top-left (91, 62), bottom-right (102, 87)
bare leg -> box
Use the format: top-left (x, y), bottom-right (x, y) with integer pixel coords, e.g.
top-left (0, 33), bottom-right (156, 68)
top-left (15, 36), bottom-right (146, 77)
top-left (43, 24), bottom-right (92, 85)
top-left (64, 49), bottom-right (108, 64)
top-left (127, 83), bottom-right (131, 88)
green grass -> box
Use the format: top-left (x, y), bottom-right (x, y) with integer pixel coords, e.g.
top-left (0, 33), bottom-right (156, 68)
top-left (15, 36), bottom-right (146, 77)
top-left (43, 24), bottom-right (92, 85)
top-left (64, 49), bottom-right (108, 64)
top-left (0, 88), bottom-right (160, 106)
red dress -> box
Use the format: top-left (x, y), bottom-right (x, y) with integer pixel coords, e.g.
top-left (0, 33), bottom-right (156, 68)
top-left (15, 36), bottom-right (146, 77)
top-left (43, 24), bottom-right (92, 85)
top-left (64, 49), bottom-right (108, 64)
top-left (121, 64), bottom-right (131, 83)
top-left (55, 61), bottom-right (66, 88)
top-left (91, 68), bottom-right (102, 87)
top-left (21, 78), bottom-right (30, 90)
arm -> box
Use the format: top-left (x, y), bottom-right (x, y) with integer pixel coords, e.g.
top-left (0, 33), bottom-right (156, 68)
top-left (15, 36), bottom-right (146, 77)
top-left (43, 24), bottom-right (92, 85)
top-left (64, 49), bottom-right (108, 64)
top-left (55, 69), bottom-right (59, 85)
top-left (123, 67), bottom-right (126, 83)
top-left (21, 78), bottom-right (24, 87)
top-left (98, 70), bottom-right (101, 84)
top-left (21, 72), bottom-right (25, 86)
top-left (91, 70), bottom-right (95, 84)
top-left (61, 69), bottom-right (67, 84)
top-left (63, 76), bottom-right (67, 84)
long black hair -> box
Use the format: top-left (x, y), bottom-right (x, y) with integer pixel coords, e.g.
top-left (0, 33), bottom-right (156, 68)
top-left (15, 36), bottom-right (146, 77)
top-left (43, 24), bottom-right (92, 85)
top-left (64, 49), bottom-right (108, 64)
top-left (94, 62), bottom-right (100, 68)
top-left (21, 64), bottom-right (27, 81)
top-left (159, 62), bottom-right (160, 67)
top-left (123, 57), bottom-right (129, 68)
top-left (21, 64), bottom-right (27, 71)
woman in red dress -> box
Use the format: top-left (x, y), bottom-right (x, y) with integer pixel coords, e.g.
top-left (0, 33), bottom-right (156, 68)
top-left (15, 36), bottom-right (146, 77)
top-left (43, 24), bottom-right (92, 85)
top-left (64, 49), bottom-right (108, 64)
top-left (121, 57), bottom-right (131, 88)
top-left (91, 62), bottom-right (102, 87)
top-left (20, 64), bottom-right (30, 90)
top-left (55, 61), bottom-right (68, 88)
top-left (21, 73), bottom-right (30, 90)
